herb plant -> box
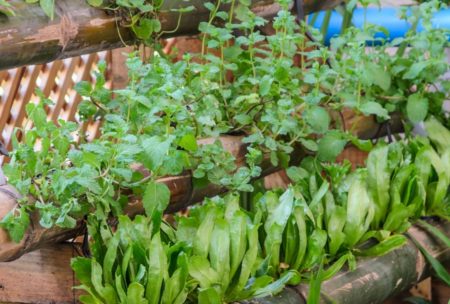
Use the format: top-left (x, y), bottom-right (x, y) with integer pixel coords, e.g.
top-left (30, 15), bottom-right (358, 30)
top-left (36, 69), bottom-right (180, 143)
top-left (0, 0), bottom-right (449, 303)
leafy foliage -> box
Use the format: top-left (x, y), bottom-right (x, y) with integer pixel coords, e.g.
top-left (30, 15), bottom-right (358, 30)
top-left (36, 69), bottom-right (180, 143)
top-left (1, 0), bottom-right (450, 303)
top-left (71, 118), bottom-right (450, 303)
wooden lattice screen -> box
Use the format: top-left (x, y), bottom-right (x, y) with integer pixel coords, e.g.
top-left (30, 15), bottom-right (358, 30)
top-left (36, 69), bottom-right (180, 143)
top-left (0, 51), bottom-right (113, 163)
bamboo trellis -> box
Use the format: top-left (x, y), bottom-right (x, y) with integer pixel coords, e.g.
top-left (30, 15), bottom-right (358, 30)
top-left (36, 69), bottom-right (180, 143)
top-left (0, 51), bottom-right (112, 163)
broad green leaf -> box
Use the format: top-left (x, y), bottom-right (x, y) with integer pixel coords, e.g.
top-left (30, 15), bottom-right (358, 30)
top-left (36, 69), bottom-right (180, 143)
top-left (198, 287), bottom-right (221, 304)
top-left (71, 257), bottom-right (94, 288)
top-left (264, 189), bottom-right (294, 269)
top-left (286, 167), bottom-right (308, 183)
top-left (407, 94), bottom-right (428, 123)
top-left (424, 117), bottom-right (450, 154)
top-left (320, 253), bottom-right (351, 281)
top-left (292, 207), bottom-right (307, 270)
top-left (366, 62), bottom-right (391, 91)
top-left (179, 133), bottom-right (198, 152)
top-left (142, 181), bottom-right (170, 218)
top-left (344, 175), bottom-right (374, 247)
top-left (141, 136), bottom-right (173, 172)
top-left (146, 233), bottom-right (167, 304)
top-left (302, 229), bottom-right (327, 270)
top-left (403, 61), bottom-right (428, 80)
top-left (252, 270), bottom-right (300, 298)
top-left (161, 254), bottom-right (188, 304)
top-left (91, 260), bottom-right (118, 303)
top-left (127, 282), bottom-right (148, 304)
top-left (133, 18), bottom-right (160, 39)
top-left (304, 106), bottom-right (330, 134)
top-left (40, 0), bottom-right (54, 19)
top-left (367, 145), bottom-right (391, 227)
top-left (115, 272), bottom-right (127, 303)
top-left (188, 256), bottom-right (220, 288)
top-left (193, 207), bottom-right (216, 258)
top-left (0, 207), bottom-right (31, 243)
top-left (229, 211), bottom-right (248, 280)
top-left (327, 206), bottom-right (346, 256)
top-left (356, 235), bottom-right (407, 257)
top-left (209, 219), bottom-right (231, 288)
top-left (317, 132), bottom-right (347, 162)
top-left (87, 0), bottom-right (103, 6)
top-left (383, 204), bottom-right (410, 233)
top-left (103, 234), bottom-right (119, 285)
top-left (233, 223), bottom-right (259, 293)
top-left (259, 75), bottom-right (273, 97)
top-left (360, 102), bottom-right (389, 120)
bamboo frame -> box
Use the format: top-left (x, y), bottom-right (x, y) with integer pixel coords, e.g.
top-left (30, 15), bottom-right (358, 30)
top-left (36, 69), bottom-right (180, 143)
top-left (0, 0), bottom-right (343, 71)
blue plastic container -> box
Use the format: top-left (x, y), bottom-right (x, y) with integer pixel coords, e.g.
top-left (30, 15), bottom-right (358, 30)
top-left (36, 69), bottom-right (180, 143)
top-left (309, 7), bottom-right (450, 45)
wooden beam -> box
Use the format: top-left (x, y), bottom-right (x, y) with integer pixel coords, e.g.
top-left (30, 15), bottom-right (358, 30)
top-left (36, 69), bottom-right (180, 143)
top-left (0, 0), bottom-right (343, 71)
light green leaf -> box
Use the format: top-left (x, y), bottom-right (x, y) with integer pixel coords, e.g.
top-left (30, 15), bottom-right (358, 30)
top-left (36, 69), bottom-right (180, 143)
top-left (305, 106), bottom-right (330, 134)
top-left (318, 132), bottom-right (348, 162)
top-left (179, 133), bottom-right (198, 152)
top-left (127, 282), bottom-right (148, 304)
top-left (40, 0), bottom-right (54, 19)
top-left (407, 94), bottom-right (428, 123)
top-left (87, 0), bottom-right (103, 7)
top-left (356, 235), bottom-right (407, 257)
top-left (142, 181), bottom-right (170, 218)
top-left (360, 102), bottom-right (389, 120)
top-left (259, 75), bottom-right (273, 97)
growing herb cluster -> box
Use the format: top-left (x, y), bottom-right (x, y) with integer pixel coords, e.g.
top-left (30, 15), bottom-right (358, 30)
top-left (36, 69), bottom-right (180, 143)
top-left (0, 0), bottom-right (449, 303)
top-left (71, 117), bottom-right (450, 303)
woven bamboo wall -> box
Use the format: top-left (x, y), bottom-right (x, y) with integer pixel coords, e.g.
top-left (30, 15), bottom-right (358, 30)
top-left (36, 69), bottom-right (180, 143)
top-left (0, 51), bottom-right (113, 157)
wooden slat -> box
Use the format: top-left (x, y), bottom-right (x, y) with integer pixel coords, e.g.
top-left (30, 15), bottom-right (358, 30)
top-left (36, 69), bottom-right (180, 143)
top-left (66, 54), bottom-right (97, 122)
top-left (0, 51), bottom-right (111, 160)
top-left (0, 243), bottom-right (78, 304)
top-left (5, 65), bottom-right (42, 148)
top-left (41, 60), bottom-right (64, 97)
top-left (50, 57), bottom-right (79, 122)
top-left (0, 68), bottom-right (24, 141)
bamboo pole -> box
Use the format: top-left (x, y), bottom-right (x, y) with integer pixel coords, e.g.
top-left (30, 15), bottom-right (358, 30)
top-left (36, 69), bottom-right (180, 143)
top-left (242, 220), bottom-right (450, 304)
top-left (0, 0), bottom-right (342, 71)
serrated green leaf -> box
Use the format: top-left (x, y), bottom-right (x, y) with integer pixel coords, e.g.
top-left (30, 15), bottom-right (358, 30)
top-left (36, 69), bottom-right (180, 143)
top-left (317, 132), bottom-right (347, 162)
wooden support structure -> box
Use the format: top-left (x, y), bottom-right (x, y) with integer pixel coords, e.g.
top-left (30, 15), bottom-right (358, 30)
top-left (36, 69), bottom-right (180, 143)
top-left (0, 0), bottom-right (343, 71)
top-left (243, 220), bottom-right (450, 304)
